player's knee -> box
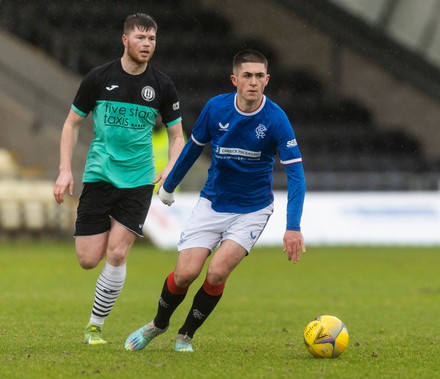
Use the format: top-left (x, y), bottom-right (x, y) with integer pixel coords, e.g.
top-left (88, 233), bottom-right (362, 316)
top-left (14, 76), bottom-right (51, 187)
top-left (206, 269), bottom-right (228, 286)
top-left (76, 254), bottom-right (101, 270)
top-left (75, 246), bottom-right (105, 269)
top-left (75, 236), bottom-right (107, 269)
top-left (106, 248), bottom-right (127, 267)
top-left (174, 269), bottom-right (198, 287)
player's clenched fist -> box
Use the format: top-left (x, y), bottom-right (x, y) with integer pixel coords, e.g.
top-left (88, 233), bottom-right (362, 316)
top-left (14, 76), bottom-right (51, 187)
top-left (158, 186), bottom-right (175, 206)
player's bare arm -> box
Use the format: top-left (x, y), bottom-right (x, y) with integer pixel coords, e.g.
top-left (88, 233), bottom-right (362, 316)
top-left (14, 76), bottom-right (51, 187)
top-left (153, 121), bottom-right (185, 188)
top-left (53, 109), bottom-right (83, 204)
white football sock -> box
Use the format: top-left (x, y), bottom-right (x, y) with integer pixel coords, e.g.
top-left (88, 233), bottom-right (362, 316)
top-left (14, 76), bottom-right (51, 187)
top-left (89, 261), bottom-right (126, 326)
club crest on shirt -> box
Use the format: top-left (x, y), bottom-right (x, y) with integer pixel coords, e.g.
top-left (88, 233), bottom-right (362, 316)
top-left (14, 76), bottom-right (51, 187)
top-left (141, 86), bottom-right (155, 101)
top-left (255, 124), bottom-right (267, 139)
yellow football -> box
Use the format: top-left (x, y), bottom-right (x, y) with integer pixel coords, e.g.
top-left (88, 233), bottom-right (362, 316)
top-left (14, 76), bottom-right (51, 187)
top-left (303, 315), bottom-right (349, 358)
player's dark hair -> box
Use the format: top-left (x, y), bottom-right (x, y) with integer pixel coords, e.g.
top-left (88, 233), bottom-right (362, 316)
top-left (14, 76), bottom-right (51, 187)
top-left (232, 49), bottom-right (268, 71)
top-left (124, 13), bottom-right (158, 34)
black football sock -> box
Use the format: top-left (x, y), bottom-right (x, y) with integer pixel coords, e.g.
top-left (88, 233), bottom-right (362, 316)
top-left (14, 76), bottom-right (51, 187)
top-left (153, 272), bottom-right (188, 329)
top-left (178, 279), bottom-right (225, 338)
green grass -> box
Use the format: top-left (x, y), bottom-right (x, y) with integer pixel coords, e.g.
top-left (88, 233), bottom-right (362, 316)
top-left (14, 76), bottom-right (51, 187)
top-left (1, 241), bottom-right (440, 378)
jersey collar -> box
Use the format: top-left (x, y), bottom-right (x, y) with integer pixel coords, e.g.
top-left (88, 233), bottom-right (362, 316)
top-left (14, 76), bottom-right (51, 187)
top-left (234, 94), bottom-right (266, 116)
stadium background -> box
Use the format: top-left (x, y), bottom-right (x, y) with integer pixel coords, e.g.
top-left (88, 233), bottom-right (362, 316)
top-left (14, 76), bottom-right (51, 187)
top-left (0, 0), bottom-right (439, 244)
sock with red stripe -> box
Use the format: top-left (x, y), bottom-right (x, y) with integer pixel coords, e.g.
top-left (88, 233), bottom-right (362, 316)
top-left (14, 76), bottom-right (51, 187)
top-left (178, 279), bottom-right (225, 338)
top-left (153, 272), bottom-right (188, 329)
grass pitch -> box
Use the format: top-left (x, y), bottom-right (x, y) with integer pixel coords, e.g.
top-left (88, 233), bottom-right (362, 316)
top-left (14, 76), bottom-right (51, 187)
top-left (1, 241), bottom-right (439, 378)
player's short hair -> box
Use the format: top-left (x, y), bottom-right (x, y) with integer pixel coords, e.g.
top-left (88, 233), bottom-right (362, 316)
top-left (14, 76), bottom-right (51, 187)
top-left (124, 13), bottom-right (158, 34)
top-left (232, 49), bottom-right (268, 72)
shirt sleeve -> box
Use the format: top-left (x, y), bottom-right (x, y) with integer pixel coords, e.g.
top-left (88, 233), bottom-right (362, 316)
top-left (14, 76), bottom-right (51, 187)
top-left (273, 110), bottom-right (305, 230)
top-left (162, 100), bottom-right (214, 192)
top-left (160, 79), bottom-right (182, 127)
top-left (71, 69), bottom-right (99, 116)
top-left (163, 136), bottom-right (205, 192)
top-left (284, 162), bottom-right (306, 230)
top-left (275, 113), bottom-right (303, 165)
top-left (190, 100), bottom-right (213, 144)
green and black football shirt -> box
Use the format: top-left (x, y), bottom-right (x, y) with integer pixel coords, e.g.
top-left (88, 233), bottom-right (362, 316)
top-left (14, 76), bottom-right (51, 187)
top-left (71, 59), bottom-right (182, 188)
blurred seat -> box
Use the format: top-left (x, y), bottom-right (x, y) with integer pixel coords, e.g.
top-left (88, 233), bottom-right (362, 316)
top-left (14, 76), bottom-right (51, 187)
top-left (0, 149), bottom-right (19, 178)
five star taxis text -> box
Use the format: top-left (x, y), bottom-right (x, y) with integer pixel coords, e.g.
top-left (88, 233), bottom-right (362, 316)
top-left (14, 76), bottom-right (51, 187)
top-left (103, 102), bottom-right (153, 129)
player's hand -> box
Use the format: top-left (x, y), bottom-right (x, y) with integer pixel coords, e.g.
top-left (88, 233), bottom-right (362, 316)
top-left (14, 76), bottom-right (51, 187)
top-left (283, 230), bottom-right (306, 264)
top-left (158, 186), bottom-right (175, 206)
top-left (53, 171), bottom-right (74, 204)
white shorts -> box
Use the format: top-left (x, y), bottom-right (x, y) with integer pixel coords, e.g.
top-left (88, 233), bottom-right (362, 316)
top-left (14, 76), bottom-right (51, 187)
top-left (177, 197), bottom-right (274, 253)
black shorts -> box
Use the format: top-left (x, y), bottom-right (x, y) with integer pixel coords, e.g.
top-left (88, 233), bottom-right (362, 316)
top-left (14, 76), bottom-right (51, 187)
top-left (75, 182), bottom-right (154, 237)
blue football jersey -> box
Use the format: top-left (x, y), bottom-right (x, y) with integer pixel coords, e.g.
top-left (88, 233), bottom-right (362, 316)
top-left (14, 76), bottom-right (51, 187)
top-left (191, 93), bottom-right (303, 213)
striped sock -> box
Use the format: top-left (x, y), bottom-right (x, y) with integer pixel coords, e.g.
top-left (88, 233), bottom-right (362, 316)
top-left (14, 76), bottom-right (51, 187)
top-left (89, 261), bottom-right (126, 326)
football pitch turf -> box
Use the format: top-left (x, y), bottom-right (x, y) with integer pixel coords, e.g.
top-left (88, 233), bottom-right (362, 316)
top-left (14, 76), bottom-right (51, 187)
top-left (1, 241), bottom-right (439, 379)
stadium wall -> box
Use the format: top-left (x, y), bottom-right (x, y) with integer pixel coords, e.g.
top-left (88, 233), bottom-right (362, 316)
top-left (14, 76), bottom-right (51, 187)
top-left (199, 0), bottom-right (440, 161)
top-left (143, 191), bottom-right (440, 248)
top-left (0, 30), bottom-right (89, 191)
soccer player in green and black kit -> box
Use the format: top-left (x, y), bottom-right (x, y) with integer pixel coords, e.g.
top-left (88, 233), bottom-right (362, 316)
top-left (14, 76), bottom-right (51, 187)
top-left (53, 13), bottom-right (185, 345)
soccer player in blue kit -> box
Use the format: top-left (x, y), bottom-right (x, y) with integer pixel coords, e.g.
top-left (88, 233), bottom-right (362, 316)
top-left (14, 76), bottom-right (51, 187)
top-left (53, 14), bottom-right (185, 345)
top-left (125, 49), bottom-right (306, 352)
